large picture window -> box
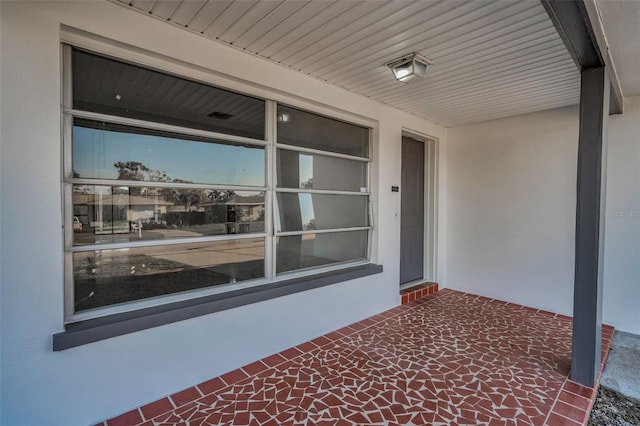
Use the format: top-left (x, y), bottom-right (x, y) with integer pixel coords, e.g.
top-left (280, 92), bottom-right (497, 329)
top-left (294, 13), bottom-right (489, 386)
top-left (63, 46), bottom-right (371, 321)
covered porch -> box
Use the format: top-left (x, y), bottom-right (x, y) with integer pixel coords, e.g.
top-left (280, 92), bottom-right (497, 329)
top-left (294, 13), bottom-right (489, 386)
top-left (103, 288), bottom-right (614, 426)
top-left (1, 1), bottom-right (638, 425)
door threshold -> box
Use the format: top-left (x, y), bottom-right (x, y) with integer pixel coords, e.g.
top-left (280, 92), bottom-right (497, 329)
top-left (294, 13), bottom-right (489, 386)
top-left (400, 282), bottom-right (439, 304)
top-left (400, 279), bottom-right (427, 291)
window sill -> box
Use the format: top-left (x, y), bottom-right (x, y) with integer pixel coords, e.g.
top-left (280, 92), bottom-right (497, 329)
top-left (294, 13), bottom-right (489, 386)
top-left (52, 263), bottom-right (383, 351)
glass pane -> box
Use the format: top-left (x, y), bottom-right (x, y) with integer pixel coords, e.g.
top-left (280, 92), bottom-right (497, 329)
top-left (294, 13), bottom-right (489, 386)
top-left (72, 185), bottom-right (264, 246)
top-left (276, 231), bottom-right (367, 274)
top-left (74, 238), bottom-right (264, 312)
top-left (277, 106), bottom-right (369, 158)
top-left (277, 149), bottom-right (367, 191)
top-left (73, 120), bottom-right (265, 187)
top-left (72, 49), bottom-right (265, 140)
top-left (276, 193), bottom-right (368, 232)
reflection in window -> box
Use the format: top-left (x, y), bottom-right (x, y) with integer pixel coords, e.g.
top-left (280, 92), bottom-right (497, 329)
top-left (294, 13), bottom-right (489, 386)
top-left (65, 46), bottom-right (371, 315)
top-left (73, 120), bottom-right (265, 187)
top-left (276, 149), bottom-right (367, 191)
top-left (72, 48), bottom-right (265, 139)
top-left (277, 105), bottom-right (369, 157)
top-left (276, 193), bottom-right (368, 232)
top-left (276, 231), bottom-right (367, 274)
top-left (274, 106), bottom-right (370, 276)
top-left (73, 185), bottom-right (265, 246)
top-left (299, 155), bottom-right (313, 189)
top-left (74, 239), bottom-right (265, 312)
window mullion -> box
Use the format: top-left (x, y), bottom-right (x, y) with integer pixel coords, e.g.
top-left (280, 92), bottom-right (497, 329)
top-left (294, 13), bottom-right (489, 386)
top-left (275, 227), bottom-right (372, 237)
top-left (66, 178), bottom-right (266, 193)
top-left (276, 143), bottom-right (370, 162)
top-left (367, 128), bottom-right (373, 259)
top-left (275, 188), bottom-right (370, 196)
top-left (265, 100), bottom-right (277, 279)
top-left (71, 232), bottom-right (269, 252)
top-left (62, 45), bottom-right (73, 110)
top-left (63, 183), bottom-right (75, 320)
top-left (62, 45), bottom-right (75, 320)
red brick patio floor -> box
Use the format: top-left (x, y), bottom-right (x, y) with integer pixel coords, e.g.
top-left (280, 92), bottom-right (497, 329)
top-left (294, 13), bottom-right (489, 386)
top-left (103, 289), bottom-right (614, 426)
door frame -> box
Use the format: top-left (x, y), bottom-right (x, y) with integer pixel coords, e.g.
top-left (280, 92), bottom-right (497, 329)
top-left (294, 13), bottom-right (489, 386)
top-left (400, 129), bottom-right (439, 287)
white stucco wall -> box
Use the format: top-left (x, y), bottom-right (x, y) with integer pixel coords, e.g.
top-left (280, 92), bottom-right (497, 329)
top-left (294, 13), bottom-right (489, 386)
top-left (446, 98), bottom-right (640, 334)
top-left (0, 2), bottom-right (446, 425)
top-left (601, 96), bottom-right (640, 336)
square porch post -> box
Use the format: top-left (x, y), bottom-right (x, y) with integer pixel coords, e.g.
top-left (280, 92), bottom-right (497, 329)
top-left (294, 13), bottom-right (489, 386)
top-left (571, 65), bottom-right (609, 386)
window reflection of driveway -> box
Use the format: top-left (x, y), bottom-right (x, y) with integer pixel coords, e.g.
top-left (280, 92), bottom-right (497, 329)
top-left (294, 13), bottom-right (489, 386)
top-left (151, 229), bottom-right (205, 239)
top-left (78, 240), bottom-right (264, 279)
top-left (73, 230), bottom-right (164, 245)
top-left (146, 241), bottom-right (263, 269)
top-left (74, 228), bottom-right (213, 245)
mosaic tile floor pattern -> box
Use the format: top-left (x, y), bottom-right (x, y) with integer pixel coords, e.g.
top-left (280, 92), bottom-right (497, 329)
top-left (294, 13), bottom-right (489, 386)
top-left (104, 289), bottom-right (613, 426)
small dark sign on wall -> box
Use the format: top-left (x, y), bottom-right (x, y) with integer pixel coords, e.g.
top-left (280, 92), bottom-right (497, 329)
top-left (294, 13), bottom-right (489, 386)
top-left (391, 186), bottom-right (399, 192)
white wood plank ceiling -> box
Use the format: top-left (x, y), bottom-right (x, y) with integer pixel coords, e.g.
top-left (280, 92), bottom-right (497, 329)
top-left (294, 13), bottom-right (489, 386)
top-left (112, 0), bottom-right (580, 127)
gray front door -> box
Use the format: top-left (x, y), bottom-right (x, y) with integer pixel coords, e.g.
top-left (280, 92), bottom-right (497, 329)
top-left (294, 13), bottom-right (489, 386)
top-left (400, 136), bottom-right (425, 284)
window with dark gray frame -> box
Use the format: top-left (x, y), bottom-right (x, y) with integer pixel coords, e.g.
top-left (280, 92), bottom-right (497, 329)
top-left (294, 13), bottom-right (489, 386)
top-left (63, 46), bottom-right (372, 321)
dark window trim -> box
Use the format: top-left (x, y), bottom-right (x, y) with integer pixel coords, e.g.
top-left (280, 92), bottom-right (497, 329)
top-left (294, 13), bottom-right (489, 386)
top-left (52, 263), bottom-right (383, 351)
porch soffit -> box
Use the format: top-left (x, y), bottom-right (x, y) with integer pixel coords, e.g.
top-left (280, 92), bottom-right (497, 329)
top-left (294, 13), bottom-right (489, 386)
top-left (111, 0), bottom-right (582, 127)
top-left (595, 0), bottom-right (640, 97)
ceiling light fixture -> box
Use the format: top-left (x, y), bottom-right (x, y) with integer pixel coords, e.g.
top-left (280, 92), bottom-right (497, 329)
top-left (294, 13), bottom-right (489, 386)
top-left (277, 112), bottom-right (291, 123)
top-left (386, 53), bottom-right (433, 83)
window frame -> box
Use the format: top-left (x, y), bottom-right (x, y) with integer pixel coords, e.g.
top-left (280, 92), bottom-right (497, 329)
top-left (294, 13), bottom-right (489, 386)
top-left (61, 44), bottom-right (373, 324)
top-left (273, 109), bottom-right (372, 275)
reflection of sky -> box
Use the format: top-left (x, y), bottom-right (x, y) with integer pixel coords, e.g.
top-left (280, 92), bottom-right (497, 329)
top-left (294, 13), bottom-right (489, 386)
top-left (299, 193), bottom-right (315, 227)
top-left (296, 155), bottom-right (315, 228)
top-left (73, 126), bottom-right (265, 186)
top-left (274, 193), bottom-right (315, 232)
top-left (299, 154), bottom-right (313, 187)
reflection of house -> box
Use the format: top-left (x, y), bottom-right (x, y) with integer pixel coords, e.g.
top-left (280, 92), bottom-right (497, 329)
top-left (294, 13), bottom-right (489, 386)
top-left (201, 195), bottom-right (265, 234)
top-left (166, 205), bottom-right (205, 213)
top-left (90, 194), bottom-right (173, 223)
top-left (226, 195), bottom-right (265, 223)
top-left (73, 192), bottom-right (174, 232)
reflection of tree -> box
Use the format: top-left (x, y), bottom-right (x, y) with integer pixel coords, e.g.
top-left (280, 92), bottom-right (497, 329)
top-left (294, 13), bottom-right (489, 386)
top-left (162, 184), bottom-right (204, 212)
top-left (303, 219), bottom-right (316, 231)
top-left (115, 161), bottom-right (171, 196)
top-left (301, 177), bottom-right (313, 189)
top-left (114, 161), bottom-right (235, 209)
top-left (115, 161), bottom-right (171, 182)
top-left (208, 189), bottom-right (235, 203)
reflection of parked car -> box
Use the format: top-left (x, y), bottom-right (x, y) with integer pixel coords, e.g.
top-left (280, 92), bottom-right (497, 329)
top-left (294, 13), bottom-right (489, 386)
top-left (73, 217), bottom-right (83, 231)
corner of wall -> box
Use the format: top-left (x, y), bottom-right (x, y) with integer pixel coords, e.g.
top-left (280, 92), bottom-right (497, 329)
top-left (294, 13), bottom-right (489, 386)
top-left (436, 127), bottom-right (448, 288)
